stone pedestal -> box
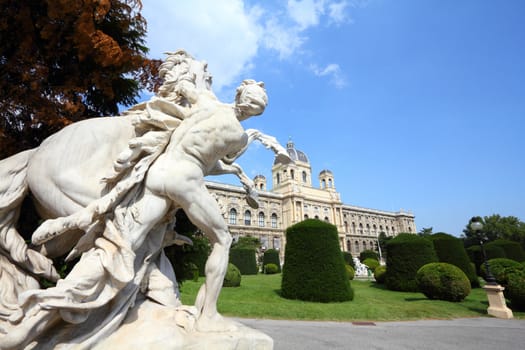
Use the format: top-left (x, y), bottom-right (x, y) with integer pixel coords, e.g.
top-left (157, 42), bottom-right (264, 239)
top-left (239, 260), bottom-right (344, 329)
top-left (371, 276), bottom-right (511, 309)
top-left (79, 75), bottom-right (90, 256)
top-left (483, 284), bottom-right (513, 319)
top-left (92, 299), bottom-right (273, 350)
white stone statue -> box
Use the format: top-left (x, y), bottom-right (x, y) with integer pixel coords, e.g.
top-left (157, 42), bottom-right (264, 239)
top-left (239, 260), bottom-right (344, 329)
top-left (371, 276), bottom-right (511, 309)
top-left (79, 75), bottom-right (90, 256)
top-left (0, 50), bottom-right (288, 349)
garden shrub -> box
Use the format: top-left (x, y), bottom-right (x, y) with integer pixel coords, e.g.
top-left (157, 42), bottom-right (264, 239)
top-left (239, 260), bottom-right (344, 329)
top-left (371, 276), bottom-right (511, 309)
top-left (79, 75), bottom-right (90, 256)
top-left (506, 268), bottom-right (525, 311)
top-left (342, 251), bottom-right (356, 269)
top-left (385, 233), bottom-right (438, 292)
top-left (264, 263), bottom-right (279, 274)
top-left (485, 240), bottom-right (525, 262)
top-left (429, 233), bottom-right (479, 287)
top-left (223, 263), bottom-right (241, 287)
top-left (229, 248), bottom-right (258, 275)
top-left (374, 265), bottom-right (387, 284)
top-left (345, 265), bottom-right (355, 280)
top-left (359, 250), bottom-right (379, 262)
top-left (362, 258), bottom-right (380, 272)
top-left (416, 263), bottom-right (471, 302)
top-left (480, 258), bottom-right (521, 285)
top-left (263, 249), bottom-right (281, 272)
top-left (281, 219), bottom-right (353, 302)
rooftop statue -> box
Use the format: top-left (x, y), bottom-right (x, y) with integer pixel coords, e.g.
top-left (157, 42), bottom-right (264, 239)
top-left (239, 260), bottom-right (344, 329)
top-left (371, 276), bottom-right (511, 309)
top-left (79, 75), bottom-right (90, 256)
top-left (0, 50), bottom-right (288, 349)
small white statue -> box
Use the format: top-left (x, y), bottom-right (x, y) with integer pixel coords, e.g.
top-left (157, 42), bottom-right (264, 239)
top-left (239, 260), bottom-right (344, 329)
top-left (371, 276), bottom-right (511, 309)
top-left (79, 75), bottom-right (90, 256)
top-left (0, 50), bottom-right (288, 349)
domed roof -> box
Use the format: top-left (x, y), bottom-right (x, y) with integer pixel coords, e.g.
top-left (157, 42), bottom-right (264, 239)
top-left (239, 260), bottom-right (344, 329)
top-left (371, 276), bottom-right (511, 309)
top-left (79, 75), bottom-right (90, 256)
top-left (274, 139), bottom-right (309, 165)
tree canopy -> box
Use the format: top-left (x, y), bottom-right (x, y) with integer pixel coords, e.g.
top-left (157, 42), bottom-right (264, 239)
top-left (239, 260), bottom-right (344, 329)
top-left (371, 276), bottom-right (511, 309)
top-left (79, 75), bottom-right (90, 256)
top-left (462, 214), bottom-right (525, 249)
top-left (0, 0), bottom-right (160, 159)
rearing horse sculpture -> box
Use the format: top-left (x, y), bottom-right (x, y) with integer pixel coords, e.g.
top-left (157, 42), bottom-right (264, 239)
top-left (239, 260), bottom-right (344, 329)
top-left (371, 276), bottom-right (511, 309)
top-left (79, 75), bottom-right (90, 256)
top-left (0, 50), bottom-right (290, 349)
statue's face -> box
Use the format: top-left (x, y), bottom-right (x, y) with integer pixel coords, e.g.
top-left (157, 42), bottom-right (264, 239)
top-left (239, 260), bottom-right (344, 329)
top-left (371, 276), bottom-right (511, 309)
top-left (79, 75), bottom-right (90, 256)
top-left (237, 83), bottom-right (268, 117)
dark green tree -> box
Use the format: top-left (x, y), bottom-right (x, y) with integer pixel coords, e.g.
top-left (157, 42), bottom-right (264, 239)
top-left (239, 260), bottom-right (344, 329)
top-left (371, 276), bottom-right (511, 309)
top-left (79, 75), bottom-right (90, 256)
top-left (418, 227), bottom-right (433, 237)
top-left (462, 215), bottom-right (525, 249)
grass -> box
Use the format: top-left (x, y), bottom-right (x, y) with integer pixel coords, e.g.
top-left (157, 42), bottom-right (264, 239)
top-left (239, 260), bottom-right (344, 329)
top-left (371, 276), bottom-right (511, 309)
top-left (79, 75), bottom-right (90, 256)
top-left (180, 274), bottom-right (525, 322)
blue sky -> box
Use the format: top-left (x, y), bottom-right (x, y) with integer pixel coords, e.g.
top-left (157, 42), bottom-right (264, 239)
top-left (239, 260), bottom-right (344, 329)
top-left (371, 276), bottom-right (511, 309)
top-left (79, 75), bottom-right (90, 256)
top-left (140, 0), bottom-right (525, 237)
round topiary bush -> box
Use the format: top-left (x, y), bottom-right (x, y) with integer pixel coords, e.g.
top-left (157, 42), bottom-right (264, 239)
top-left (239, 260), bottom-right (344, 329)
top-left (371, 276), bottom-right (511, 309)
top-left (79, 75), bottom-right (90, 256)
top-left (506, 268), bottom-right (525, 311)
top-left (223, 263), bottom-right (241, 287)
top-left (416, 263), bottom-right (471, 302)
top-left (362, 258), bottom-right (380, 272)
top-left (485, 240), bottom-right (525, 262)
top-left (281, 219), bottom-right (353, 302)
top-left (345, 265), bottom-right (355, 280)
top-left (385, 233), bottom-right (438, 292)
top-left (480, 258), bottom-right (521, 285)
top-left (429, 232), bottom-right (479, 287)
top-left (264, 263), bottom-right (279, 274)
top-left (263, 249), bottom-right (281, 272)
top-left (359, 250), bottom-right (379, 262)
top-left (374, 265), bottom-right (387, 284)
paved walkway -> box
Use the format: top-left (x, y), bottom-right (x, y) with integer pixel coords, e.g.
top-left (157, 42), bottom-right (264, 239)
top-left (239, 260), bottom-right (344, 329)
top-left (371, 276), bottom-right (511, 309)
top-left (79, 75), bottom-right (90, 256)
top-left (236, 317), bottom-right (525, 350)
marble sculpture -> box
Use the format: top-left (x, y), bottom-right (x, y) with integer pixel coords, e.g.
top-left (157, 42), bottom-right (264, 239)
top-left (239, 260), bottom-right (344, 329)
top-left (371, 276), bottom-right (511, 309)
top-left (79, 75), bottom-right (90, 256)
top-left (0, 50), bottom-right (288, 349)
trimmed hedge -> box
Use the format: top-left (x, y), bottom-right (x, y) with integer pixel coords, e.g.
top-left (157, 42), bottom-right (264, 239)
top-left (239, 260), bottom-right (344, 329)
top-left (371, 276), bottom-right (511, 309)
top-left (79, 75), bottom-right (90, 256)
top-left (263, 249), bottom-right (281, 272)
top-left (485, 240), bottom-right (525, 262)
top-left (342, 252), bottom-right (356, 269)
top-left (416, 263), bottom-right (471, 302)
top-left (360, 250), bottom-right (379, 262)
top-left (229, 248), bottom-right (258, 275)
top-left (480, 258), bottom-right (521, 285)
top-left (346, 265), bottom-right (355, 280)
top-left (506, 267), bottom-right (525, 311)
top-left (223, 263), bottom-right (241, 287)
top-left (362, 258), bottom-right (380, 272)
top-left (385, 233), bottom-right (438, 292)
top-left (374, 265), bottom-right (387, 284)
top-left (281, 219), bottom-right (353, 302)
top-left (264, 263), bottom-right (279, 274)
top-left (429, 233), bottom-right (479, 287)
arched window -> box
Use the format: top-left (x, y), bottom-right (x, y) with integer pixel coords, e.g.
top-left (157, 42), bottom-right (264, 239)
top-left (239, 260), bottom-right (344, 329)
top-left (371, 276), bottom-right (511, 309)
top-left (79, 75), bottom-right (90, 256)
top-left (344, 221), bottom-right (349, 232)
top-left (276, 173), bottom-right (280, 184)
top-left (328, 178), bottom-right (333, 188)
top-left (302, 171), bottom-right (307, 183)
top-left (321, 179), bottom-right (326, 189)
top-left (229, 208), bottom-right (237, 225)
top-left (324, 216), bottom-right (329, 222)
top-left (258, 212), bottom-right (265, 227)
top-left (352, 222), bottom-right (356, 233)
top-left (346, 240), bottom-right (351, 251)
top-left (271, 213), bottom-right (278, 228)
top-left (359, 223), bottom-right (363, 234)
top-left (290, 169), bottom-right (295, 179)
top-left (304, 214), bottom-right (309, 219)
top-left (244, 210), bottom-right (251, 226)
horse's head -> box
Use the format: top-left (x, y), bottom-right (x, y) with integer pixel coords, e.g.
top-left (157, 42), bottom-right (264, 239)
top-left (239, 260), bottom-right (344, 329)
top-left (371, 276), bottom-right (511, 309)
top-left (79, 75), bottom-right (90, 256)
top-left (158, 50), bottom-right (213, 98)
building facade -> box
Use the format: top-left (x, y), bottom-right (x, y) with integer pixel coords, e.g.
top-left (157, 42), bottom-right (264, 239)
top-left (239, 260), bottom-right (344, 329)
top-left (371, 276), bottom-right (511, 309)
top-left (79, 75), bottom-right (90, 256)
top-left (206, 140), bottom-right (416, 259)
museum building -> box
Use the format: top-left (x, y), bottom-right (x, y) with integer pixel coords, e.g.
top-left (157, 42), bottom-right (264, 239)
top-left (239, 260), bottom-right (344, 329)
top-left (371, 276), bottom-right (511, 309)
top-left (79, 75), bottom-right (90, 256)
top-left (205, 139), bottom-right (416, 259)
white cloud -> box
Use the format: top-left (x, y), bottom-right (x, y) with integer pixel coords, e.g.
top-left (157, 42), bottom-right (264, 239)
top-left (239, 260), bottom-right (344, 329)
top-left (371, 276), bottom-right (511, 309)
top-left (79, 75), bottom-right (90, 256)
top-left (328, 1), bottom-right (350, 25)
top-left (142, 0), bottom-right (262, 92)
top-left (310, 63), bottom-right (347, 88)
top-left (287, 0), bottom-right (325, 30)
top-left (141, 0), bottom-right (351, 92)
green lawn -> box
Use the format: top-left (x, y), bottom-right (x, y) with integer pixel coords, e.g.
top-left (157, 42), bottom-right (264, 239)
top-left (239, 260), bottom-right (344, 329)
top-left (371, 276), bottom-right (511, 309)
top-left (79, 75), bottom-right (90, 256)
top-left (180, 274), bottom-right (524, 321)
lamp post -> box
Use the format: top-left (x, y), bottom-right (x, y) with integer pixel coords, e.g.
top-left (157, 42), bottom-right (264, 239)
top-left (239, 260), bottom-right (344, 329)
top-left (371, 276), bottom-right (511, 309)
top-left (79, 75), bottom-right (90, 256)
top-left (469, 219), bottom-right (513, 318)
top-left (470, 217), bottom-right (497, 285)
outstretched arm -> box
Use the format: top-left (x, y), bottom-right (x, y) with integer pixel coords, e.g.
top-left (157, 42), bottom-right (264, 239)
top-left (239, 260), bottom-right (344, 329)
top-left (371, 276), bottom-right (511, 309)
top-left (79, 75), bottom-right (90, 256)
top-left (209, 160), bottom-right (259, 209)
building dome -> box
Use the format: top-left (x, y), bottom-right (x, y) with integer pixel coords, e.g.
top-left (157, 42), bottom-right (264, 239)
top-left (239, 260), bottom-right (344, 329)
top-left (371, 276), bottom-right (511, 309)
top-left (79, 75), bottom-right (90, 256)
top-left (274, 139), bottom-right (309, 165)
